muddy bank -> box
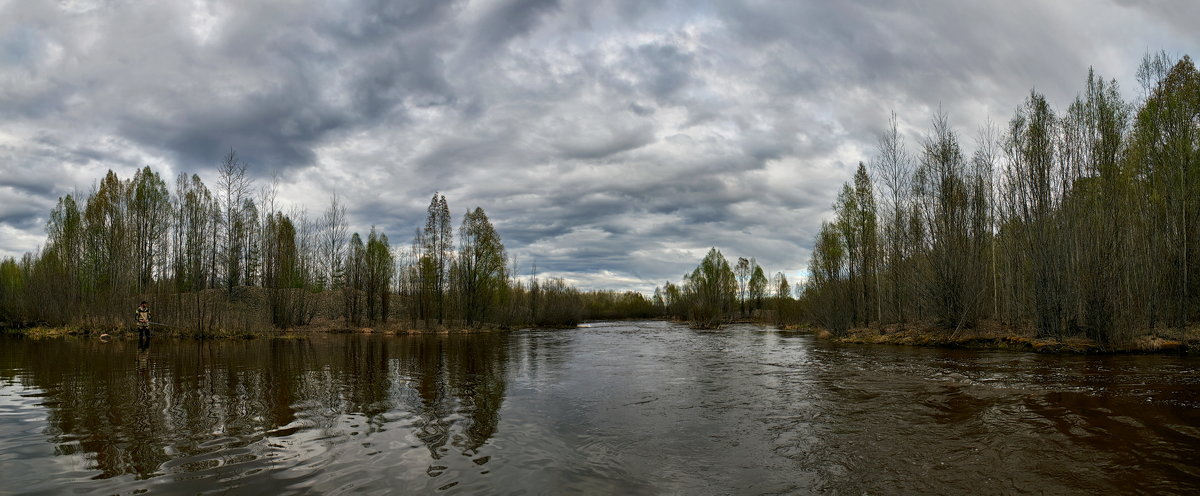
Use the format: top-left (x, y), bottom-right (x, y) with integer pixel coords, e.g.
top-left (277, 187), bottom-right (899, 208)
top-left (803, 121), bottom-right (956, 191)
top-left (1, 320), bottom-right (518, 340)
top-left (794, 323), bottom-right (1199, 354)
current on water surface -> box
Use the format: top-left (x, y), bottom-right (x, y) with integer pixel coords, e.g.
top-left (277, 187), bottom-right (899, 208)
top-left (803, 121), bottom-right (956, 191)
top-left (1, 321), bottom-right (1198, 494)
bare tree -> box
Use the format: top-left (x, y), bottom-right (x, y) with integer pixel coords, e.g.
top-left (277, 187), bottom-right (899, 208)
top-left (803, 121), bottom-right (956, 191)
top-left (320, 194), bottom-right (349, 292)
top-left (217, 150), bottom-right (252, 296)
top-left (873, 112), bottom-right (912, 323)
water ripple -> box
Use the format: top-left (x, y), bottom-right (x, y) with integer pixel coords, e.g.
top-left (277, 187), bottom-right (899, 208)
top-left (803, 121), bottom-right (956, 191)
top-left (2, 328), bottom-right (1199, 494)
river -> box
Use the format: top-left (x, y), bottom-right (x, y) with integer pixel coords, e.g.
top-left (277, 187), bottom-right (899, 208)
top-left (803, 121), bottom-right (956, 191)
top-left (1, 321), bottom-right (1198, 494)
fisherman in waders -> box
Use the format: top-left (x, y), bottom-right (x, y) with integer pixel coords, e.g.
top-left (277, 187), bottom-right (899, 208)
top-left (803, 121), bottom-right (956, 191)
top-left (135, 301), bottom-right (151, 343)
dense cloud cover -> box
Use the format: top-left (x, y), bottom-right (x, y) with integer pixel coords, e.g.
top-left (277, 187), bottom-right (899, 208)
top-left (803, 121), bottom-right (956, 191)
top-left (1, 0), bottom-right (1196, 291)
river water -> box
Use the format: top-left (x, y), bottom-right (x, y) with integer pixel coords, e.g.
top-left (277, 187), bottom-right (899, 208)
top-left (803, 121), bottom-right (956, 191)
top-left (1, 321), bottom-right (1198, 495)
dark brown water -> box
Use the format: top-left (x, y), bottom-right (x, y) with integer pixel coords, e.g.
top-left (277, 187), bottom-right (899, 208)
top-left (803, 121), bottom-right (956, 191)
top-left (2, 321), bottom-right (1198, 495)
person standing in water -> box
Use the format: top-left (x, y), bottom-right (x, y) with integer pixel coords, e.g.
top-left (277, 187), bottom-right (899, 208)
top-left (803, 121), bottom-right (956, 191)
top-left (135, 301), bottom-right (151, 342)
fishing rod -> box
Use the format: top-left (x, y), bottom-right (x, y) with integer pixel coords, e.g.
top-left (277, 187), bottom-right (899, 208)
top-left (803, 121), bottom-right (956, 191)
top-left (97, 323), bottom-right (173, 341)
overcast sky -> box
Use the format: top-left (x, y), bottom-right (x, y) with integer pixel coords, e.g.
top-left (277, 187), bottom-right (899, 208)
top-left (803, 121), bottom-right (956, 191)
top-left (1, 0), bottom-right (1197, 292)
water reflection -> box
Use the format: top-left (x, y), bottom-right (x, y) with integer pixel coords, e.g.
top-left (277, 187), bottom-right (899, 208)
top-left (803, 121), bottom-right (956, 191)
top-left (0, 332), bottom-right (510, 485)
top-left (3, 324), bottom-right (1200, 494)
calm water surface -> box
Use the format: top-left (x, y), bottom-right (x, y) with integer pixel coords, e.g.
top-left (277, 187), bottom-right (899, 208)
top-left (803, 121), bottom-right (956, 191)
top-left (2, 321), bottom-right (1198, 494)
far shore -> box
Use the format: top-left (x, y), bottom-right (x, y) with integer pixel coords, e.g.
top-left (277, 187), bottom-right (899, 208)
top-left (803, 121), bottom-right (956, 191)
top-left (780, 322), bottom-right (1199, 354)
top-left (0, 321), bottom-right (541, 340)
top-left (6, 320), bottom-right (1199, 355)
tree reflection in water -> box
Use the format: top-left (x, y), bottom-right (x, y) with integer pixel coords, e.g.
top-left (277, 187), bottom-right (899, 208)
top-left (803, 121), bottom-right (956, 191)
top-left (0, 332), bottom-right (511, 480)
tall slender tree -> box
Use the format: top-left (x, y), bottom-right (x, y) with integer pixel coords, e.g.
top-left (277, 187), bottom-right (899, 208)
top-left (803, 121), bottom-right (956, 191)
top-left (456, 208), bottom-right (507, 325)
top-left (217, 150), bottom-right (252, 296)
top-left (420, 193), bottom-right (453, 325)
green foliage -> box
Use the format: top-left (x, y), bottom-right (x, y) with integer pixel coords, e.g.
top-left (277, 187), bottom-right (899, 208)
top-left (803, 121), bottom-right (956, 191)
top-left (128, 167), bottom-right (170, 293)
top-left (344, 232), bottom-right (366, 325)
top-left (264, 213), bottom-right (302, 328)
top-left (774, 272), bottom-right (790, 300)
top-left (684, 248), bottom-right (737, 328)
top-left (805, 222), bottom-right (851, 333)
top-left (531, 277), bottom-right (583, 326)
top-left (417, 193), bottom-right (453, 326)
top-left (366, 229), bottom-right (395, 322)
top-left (0, 257), bottom-right (23, 323)
top-left (581, 290), bottom-right (657, 320)
top-left (456, 208), bottom-right (506, 325)
top-left (658, 281), bottom-right (685, 320)
top-left (795, 53), bottom-right (1200, 347)
top-left (1128, 55), bottom-right (1200, 328)
top-left (2, 163), bottom-right (577, 332)
top-left (748, 264), bottom-right (768, 312)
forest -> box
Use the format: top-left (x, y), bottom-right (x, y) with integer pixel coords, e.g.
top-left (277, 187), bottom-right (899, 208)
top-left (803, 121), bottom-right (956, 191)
top-left (647, 53), bottom-right (1200, 346)
top-left (790, 52), bottom-right (1200, 346)
top-left (0, 151), bottom-right (659, 334)
top-left (1, 53), bottom-right (1197, 345)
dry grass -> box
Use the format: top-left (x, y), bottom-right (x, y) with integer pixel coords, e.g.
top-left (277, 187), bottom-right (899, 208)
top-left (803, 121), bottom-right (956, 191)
top-left (811, 320), bottom-right (1196, 354)
top-left (1132, 335), bottom-right (1185, 352)
top-left (3, 317), bottom-right (513, 340)
top-left (11, 326), bottom-right (85, 339)
top-left (11, 319), bottom-right (1197, 353)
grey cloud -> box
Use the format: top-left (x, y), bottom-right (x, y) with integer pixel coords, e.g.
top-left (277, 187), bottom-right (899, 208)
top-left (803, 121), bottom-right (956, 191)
top-left (0, 0), bottom-right (468, 175)
top-left (120, 95), bottom-right (349, 174)
top-left (326, 0), bottom-right (461, 41)
top-left (465, 0), bottom-right (561, 58)
top-left (553, 122), bottom-right (656, 160)
top-left (0, 212), bottom-right (44, 232)
top-left (1113, 1), bottom-right (1200, 41)
top-left (628, 42), bottom-right (695, 102)
top-left (0, 189), bottom-right (49, 230)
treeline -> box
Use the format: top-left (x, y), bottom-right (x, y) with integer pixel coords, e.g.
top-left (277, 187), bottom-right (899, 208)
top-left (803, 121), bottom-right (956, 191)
top-left (803, 53), bottom-right (1200, 346)
top-left (651, 249), bottom-right (796, 328)
top-left (0, 152), bottom-right (602, 333)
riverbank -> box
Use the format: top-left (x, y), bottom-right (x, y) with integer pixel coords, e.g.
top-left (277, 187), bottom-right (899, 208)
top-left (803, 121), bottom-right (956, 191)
top-left (12, 320), bottom-right (1195, 354)
top-left (798, 322), bottom-right (1199, 354)
top-left (1, 319), bottom-right (525, 340)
